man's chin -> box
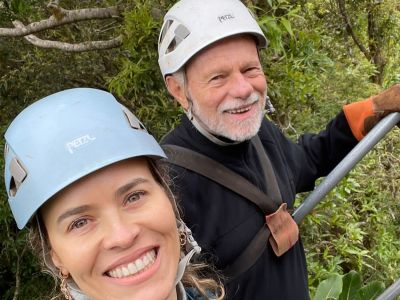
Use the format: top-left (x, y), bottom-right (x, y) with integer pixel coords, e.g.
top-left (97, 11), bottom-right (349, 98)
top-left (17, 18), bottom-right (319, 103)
top-left (194, 112), bottom-right (263, 142)
top-left (214, 124), bottom-right (261, 142)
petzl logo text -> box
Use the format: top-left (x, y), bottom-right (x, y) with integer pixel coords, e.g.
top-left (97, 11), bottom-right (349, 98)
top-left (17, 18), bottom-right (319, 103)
top-left (218, 14), bottom-right (235, 23)
top-left (66, 134), bottom-right (96, 154)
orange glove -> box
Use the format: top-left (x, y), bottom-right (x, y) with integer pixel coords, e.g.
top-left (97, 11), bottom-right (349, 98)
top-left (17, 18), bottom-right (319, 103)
top-left (343, 84), bottom-right (400, 141)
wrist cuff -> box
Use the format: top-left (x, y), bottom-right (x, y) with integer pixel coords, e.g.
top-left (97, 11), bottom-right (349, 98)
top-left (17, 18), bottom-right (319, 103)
top-left (343, 98), bottom-right (374, 141)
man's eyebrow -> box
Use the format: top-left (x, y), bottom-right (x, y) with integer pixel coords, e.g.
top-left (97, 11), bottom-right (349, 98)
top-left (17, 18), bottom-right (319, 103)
top-left (57, 205), bottom-right (91, 225)
top-left (115, 178), bottom-right (150, 198)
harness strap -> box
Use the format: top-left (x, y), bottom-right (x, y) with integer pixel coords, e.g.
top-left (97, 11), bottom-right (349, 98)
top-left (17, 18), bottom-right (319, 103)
top-left (163, 137), bottom-right (284, 279)
top-left (223, 225), bottom-right (271, 279)
top-left (162, 144), bottom-right (280, 214)
top-left (252, 136), bottom-right (282, 204)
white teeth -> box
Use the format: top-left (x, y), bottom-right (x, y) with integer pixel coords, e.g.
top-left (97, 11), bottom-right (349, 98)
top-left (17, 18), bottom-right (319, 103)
top-left (228, 107), bottom-right (251, 114)
top-left (122, 267), bottom-right (129, 277)
top-left (116, 268), bottom-right (122, 278)
top-left (143, 255), bottom-right (149, 266)
top-left (127, 262), bottom-right (137, 274)
top-left (135, 259), bottom-right (144, 270)
top-left (107, 249), bottom-right (156, 278)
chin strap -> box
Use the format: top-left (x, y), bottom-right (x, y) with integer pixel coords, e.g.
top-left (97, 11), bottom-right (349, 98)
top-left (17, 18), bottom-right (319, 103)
top-left (188, 112), bottom-right (240, 146)
top-left (186, 96), bottom-right (274, 146)
top-left (176, 281), bottom-right (188, 300)
top-left (175, 220), bottom-right (202, 285)
top-left (68, 281), bottom-right (90, 300)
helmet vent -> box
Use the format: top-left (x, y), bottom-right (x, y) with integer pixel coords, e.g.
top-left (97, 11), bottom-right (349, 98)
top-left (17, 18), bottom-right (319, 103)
top-left (159, 19), bottom-right (173, 46)
top-left (4, 143), bottom-right (9, 160)
top-left (159, 20), bottom-right (190, 55)
top-left (9, 157), bottom-right (27, 197)
top-left (167, 24), bottom-right (190, 54)
top-left (120, 105), bottom-right (147, 132)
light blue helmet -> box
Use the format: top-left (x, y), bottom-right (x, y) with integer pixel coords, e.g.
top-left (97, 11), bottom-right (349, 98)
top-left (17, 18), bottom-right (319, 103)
top-left (4, 88), bottom-right (166, 229)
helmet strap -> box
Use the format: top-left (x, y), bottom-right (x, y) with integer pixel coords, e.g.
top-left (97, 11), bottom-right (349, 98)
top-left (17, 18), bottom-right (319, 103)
top-left (183, 84), bottom-right (241, 146)
top-left (174, 220), bottom-right (201, 285)
top-left (189, 112), bottom-right (240, 146)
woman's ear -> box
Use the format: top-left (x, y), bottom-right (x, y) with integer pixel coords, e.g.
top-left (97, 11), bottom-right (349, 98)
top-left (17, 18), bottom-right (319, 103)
top-left (50, 249), bottom-right (64, 270)
top-left (165, 76), bottom-right (189, 110)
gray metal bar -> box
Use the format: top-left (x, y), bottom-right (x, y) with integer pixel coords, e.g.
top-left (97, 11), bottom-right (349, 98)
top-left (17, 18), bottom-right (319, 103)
top-left (376, 278), bottom-right (400, 300)
top-left (293, 112), bottom-right (400, 224)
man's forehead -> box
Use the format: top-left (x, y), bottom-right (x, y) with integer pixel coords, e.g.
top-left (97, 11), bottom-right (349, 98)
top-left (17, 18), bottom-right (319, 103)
top-left (186, 35), bottom-right (259, 73)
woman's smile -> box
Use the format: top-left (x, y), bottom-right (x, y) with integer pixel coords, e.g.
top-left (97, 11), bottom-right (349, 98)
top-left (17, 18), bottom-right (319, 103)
top-left (106, 248), bottom-right (157, 279)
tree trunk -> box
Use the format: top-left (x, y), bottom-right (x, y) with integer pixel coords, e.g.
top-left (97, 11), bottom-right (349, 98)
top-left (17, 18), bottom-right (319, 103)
top-left (367, 9), bottom-right (386, 85)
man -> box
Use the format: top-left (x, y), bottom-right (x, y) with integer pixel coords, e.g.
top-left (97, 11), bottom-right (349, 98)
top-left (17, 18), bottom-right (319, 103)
top-left (157, 0), bottom-right (400, 299)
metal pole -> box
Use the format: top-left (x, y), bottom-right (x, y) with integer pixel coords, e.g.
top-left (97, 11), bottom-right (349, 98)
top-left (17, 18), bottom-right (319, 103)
top-left (376, 278), bottom-right (400, 300)
top-left (293, 112), bottom-right (400, 224)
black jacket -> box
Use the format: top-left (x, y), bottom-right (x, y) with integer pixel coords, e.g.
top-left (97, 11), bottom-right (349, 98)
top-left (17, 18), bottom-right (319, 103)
top-left (162, 112), bottom-right (358, 300)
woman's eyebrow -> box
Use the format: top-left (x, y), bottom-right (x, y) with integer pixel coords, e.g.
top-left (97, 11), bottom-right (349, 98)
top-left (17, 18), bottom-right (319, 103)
top-left (56, 178), bottom-right (150, 224)
top-left (115, 178), bottom-right (149, 198)
top-left (57, 205), bottom-right (91, 225)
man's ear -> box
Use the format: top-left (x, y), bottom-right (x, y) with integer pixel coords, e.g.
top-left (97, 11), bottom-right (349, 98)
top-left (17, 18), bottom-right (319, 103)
top-left (165, 76), bottom-right (189, 110)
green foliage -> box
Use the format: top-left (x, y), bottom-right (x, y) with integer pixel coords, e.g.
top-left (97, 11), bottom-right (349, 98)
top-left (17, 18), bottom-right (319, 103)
top-left (314, 273), bottom-right (343, 300)
top-left (0, 0), bottom-right (400, 298)
top-left (301, 131), bottom-right (400, 294)
top-left (108, 0), bottom-right (180, 140)
top-left (313, 271), bottom-right (385, 300)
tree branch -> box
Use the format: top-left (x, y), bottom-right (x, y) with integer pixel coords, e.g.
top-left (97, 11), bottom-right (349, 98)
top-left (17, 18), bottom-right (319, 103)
top-left (0, 5), bottom-right (122, 37)
top-left (26, 35), bottom-right (123, 52)
top-left (12, 21), bottom-right (122, 52)
top-left (336, 0), bottom-right (371, 61)
top-left (12, 245), bottom-right (27, 300)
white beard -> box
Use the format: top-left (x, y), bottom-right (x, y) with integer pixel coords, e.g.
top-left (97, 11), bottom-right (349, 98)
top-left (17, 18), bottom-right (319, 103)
top-left (189, 91), bottom-right (266, 142)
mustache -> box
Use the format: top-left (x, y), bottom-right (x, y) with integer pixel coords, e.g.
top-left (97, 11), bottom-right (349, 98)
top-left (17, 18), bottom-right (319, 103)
top-left (219, 92), bottom-right (260, 112)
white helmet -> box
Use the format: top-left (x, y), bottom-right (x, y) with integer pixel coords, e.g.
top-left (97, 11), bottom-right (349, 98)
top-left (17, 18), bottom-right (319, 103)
top-left (158, 0), bottom-right (268, 78)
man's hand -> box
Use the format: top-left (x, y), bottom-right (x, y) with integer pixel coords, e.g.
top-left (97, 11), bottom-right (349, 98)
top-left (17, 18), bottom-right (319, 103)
top-left (366, 84), bottom-right (400, 133)
top-left (344, 84), bottom-right (400, 140)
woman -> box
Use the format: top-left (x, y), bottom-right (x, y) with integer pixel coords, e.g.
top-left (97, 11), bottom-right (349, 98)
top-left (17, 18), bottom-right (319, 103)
top-left (4, 88), bottom-right (224, 300)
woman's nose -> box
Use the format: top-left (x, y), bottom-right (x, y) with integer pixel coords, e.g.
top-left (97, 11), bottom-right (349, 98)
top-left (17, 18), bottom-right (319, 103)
top-left (101, 216), bottom-right (140, 250)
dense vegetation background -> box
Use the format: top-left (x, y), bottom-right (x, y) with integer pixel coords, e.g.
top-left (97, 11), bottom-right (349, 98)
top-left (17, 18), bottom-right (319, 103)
top-left (0, 0), bottom-right (399, 299)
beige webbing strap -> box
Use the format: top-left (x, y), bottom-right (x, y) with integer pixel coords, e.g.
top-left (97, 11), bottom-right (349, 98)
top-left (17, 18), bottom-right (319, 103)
top-left (251, 136), bottom-right (282, 204)
top-left (162, 144), bottom-right (280, 214)
top-left (162, 141), bottom-right (284, 279)
top-left (252, 136), bottom-right (299, 257)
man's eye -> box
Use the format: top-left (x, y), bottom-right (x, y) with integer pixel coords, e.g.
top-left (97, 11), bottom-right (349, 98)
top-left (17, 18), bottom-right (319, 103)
top-left (69, 218), bottom-right (89, 231)
top-left (245, 67), bottom-right (260, 74)
top-left (210, 74), bottom-right (224, 82)
top-left (124, 191), bottom-right (145, 205)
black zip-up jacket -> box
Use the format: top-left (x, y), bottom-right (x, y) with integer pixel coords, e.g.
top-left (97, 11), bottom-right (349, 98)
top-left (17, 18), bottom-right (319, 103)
top-left (162, 112), bottom-right (358, 300)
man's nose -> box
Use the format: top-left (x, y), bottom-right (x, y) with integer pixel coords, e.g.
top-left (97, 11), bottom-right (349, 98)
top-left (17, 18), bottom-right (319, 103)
top-left (230, 73), bottom-right (253, 100)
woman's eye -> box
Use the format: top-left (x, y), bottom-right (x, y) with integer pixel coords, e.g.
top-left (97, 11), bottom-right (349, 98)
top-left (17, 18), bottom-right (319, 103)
top-left (124, 191), bottom-right (145, 205)
top-left (69, 218), bottom-right (89, 231)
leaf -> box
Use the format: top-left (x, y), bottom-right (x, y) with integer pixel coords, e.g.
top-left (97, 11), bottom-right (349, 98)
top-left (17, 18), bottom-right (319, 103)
top-left (280, 17), bottom-right (294, 38)
top-left (354, 281), bottom-right (385, 300)
top-left (314, 274), bottom-right (343, 300)
top-left (338, 270), bottom-right (362, 300)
